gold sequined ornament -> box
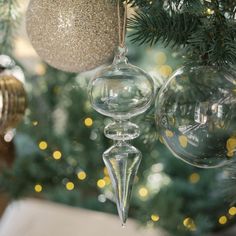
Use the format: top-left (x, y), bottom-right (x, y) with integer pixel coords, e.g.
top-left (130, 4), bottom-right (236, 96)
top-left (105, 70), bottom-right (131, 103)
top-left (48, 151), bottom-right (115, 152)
top-left (0, 55), bottom-right (27, 134)
top-left (26, 0), bottom-right (120, 73)
top-left (155, 65), bottom-right (236, 168)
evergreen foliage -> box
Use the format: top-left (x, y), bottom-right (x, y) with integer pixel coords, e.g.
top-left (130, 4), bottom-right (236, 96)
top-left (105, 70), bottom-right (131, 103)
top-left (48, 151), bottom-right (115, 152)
top-left (128, 0), bottom-right (236, 66)
top-left (0, 1), bottom-right (235, 236)
top-left (0, 0), bottom-right (19, 54)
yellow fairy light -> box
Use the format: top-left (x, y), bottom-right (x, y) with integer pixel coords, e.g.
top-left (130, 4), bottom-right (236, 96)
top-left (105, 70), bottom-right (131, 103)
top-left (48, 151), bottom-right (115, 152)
top-left (151, 214), bottom-right (160, 222)
top-left (179, 135), bottom-right (188, 148)
top-left (103, 176), bottom-right (111, 185)
top-left (165, 130), bottom-right (174, 138)
top-left (206, 8), bottom-right (214, 15)
top-left (159, 136), bottom-right (164, 144)
top-left (77, 171), bottom-right (87, 181)
top-left (189, 173), bottom-right (200, 184)
top-left (226, 137), bottom-right (236, 157)
top-left (84, 117), bottom-right (93, 127)
top-left (227, 152), bottom-right (234, 158)
top-left (228, 207), bottom-right (236, 216)
top-left (97, 179), bottom-right (106, 189)
top-left (159, 65), bottom-right (173, 78)
top-left (34, 184), bottom-right (43, 193)
top-left (183, 217), bottom-right (196, 231)
top-left (32, 121), bottom-right (38, 126)
top-left (218, 216), bottom-right (227, 225)
top-left (39, 141), bottom-right (48, 150)
top-left (66, 182), bottom-right (75, 191)
top-left (138, 187), bottom-right (149, 198)
top-left (103, 167), bottom-right (109, 176)
top-left (53, 150), bottom-right (62, 160)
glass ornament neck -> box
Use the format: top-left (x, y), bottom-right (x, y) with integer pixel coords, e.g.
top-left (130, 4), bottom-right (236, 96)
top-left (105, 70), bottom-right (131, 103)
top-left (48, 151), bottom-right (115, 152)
top-left (113, 46), bottom-right (128, 65)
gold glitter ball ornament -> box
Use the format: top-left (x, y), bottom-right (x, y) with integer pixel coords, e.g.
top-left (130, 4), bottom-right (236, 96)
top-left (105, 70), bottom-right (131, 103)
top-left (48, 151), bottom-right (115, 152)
top-left (26, 0), bottom-right (120, 73)
top-left (0, 58), bottom-right (27, 134)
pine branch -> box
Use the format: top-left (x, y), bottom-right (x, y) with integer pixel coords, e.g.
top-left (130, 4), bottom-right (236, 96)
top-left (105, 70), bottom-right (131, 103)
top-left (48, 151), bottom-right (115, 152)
top-left (128, 0), bottom-right (236, 66)
top-left (0, 0), bottom-right (19, 55)
top-left (128, 11), bottom-right (200, 47)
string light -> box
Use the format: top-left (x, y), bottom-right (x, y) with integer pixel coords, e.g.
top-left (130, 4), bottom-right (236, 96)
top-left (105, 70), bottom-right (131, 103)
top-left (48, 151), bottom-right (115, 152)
top-left (103, 167), bottom-right (109, 176)
top-left (53, 150), bottom-right (62, 160)
top-left (189, 173), bottom-right (200, 184)
top-left (84, 117), bottom-right (93, 127)
top-left (103, 176), bottom-right (111, 185)
top-left (151, 214), bottom-right (160, 222)
top-left (158, 65), bottom-right (173, 78)
top-left (179, 135), bottom-right (188, 148)
top-left (159, 136), bottom-right (164, 144)
top-left (77, 171), bottom-right (87, 181)
top-left (183, 217), bottom-right (196, 231)
top-left (165, 130), bottom-right (174, 138)
top-left (34, 184), bottom-right (43, 193)
top-left (39, 141), bottom-right (48, 150)
top-left (226, 137), bottom-right (236, 158)
top-left (66, 182), bottom-right (75, 191)
top-left (218, 216), bottom-right (227, 225)
top-left (97, 179), bottom-right (106, 188)
top-left (206, 8), bottom-right (214, 15)
top-left (138, 187), bottom-right (149, 198)
top-left (228, 207), bottom-right (236, 216)
top-left (32, 121), bottom-right (38, 126)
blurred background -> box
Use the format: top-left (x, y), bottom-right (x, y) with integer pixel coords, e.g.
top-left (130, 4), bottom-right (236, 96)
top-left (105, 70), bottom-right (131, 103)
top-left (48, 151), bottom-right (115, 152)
top-left (0, 0), bottom-right (235, 236)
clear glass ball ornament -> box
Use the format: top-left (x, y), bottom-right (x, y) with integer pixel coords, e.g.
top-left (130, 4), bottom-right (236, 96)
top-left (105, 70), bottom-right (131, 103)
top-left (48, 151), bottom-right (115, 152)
top-left (155, 66), bottom-right (236, 168)
top-left (89, 47), bottom-right (154, 120)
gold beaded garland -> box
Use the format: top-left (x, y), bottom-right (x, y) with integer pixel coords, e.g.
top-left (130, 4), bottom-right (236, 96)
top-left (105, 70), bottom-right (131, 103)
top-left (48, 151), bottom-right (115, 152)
top-left (26, 0), bottom-right (120, 73)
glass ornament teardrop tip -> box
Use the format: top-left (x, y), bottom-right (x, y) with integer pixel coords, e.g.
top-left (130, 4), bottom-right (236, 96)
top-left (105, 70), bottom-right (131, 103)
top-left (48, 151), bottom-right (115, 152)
top-left (103, 142), bottom-right (142, 225)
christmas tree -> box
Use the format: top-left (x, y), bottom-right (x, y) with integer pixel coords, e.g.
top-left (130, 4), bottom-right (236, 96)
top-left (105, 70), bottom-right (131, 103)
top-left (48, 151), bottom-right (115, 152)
top-left (0, 0), bottom-right (236, 235)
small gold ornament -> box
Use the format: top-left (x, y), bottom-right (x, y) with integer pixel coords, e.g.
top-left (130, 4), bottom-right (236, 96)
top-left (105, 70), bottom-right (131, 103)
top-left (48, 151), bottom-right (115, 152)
top-left (0, 56), bottom-right (27, 133)
top-left (26, 0), bottom-right (120, 73)
top-left (0, 74), bottom-right (27, 133)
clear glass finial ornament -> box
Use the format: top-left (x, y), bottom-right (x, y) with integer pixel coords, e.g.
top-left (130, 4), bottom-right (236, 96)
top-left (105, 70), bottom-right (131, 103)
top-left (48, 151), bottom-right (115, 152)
top-left (155, 65), bottom-right (236, 168)
top-left (89, 46), bottom-right (154, 225)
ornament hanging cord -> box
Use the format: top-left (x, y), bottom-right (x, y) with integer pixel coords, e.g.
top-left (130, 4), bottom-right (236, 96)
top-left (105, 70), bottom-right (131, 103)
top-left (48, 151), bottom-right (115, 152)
top-left (117, 0), bottom-right (128, 48)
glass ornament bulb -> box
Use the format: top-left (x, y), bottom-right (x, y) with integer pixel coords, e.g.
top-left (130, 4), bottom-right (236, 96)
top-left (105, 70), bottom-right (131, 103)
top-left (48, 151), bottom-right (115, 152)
top-left (155, 66), bottom-right (236, 168)
top-left (89, 47), bottom-right (154, 120)
top-left (89, 46), bottom-right (154, 224)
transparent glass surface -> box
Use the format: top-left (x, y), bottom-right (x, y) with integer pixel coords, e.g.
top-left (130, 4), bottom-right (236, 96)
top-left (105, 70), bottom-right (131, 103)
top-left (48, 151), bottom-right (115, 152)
top-left (89, 47), bottom-right (154, 224)
top-left (104, 120), bottom-right (140, 141)
top-left (89, 48), bottom-right (154, 120)
top-left (155, 66), bottom-right (236, 168)
top-left (103, 141), bottom-right (142, 225)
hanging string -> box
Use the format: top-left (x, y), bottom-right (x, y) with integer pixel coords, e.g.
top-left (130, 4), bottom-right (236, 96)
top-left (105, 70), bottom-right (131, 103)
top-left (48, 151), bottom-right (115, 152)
top-left (117, 0), bottom-right (128, 48)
